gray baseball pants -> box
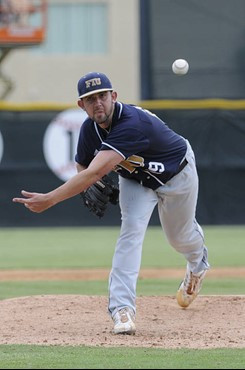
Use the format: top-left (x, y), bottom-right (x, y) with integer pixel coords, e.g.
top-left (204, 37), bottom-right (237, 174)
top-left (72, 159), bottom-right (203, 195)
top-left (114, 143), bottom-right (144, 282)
top-left (108, 141), bottom-right (210, 317)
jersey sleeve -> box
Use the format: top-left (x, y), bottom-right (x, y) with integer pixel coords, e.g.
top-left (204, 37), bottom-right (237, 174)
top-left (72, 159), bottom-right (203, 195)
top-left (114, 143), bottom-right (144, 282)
top-left (75, 121), bottom-right (95, 167)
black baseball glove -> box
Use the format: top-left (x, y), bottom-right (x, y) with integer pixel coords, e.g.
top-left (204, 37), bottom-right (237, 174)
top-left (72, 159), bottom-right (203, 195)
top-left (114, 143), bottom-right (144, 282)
top-left (81, 174), bottom-right (119, 218)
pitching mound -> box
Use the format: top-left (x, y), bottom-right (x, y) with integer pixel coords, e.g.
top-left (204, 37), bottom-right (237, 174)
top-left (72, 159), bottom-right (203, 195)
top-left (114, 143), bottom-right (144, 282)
top-left (0, 294), bottom-right (244, 348)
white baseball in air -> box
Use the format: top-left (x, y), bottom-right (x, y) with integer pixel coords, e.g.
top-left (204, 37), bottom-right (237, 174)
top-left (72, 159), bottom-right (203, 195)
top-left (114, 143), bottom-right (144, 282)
top-left (172, 59), bottom-right (189, 75)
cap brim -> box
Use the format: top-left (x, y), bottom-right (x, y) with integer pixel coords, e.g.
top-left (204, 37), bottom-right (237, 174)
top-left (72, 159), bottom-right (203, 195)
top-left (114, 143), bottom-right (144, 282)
top-left (78, 88), bottom-right (113, 99)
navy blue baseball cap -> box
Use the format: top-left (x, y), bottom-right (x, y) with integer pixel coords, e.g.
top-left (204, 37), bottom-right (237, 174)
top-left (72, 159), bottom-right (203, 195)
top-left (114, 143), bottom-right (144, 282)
top-left (77, 72), bottom-right (113, 99)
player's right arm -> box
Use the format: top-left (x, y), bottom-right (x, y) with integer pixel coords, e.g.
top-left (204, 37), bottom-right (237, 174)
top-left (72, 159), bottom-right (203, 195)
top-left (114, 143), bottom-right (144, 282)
top-left (76, 163), bottom-right (87, 173)
top-left (12, 149), bottom-right (123, 213)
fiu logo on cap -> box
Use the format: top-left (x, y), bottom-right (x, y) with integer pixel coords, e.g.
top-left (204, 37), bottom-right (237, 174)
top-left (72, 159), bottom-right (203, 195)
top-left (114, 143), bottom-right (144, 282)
top-left (85, 78), bottom-right (101, 89)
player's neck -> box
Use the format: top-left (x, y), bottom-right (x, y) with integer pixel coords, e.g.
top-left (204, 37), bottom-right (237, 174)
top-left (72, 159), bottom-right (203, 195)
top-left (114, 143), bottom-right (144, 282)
top-left (100, 120), bottom-right (112, 134)
top-left (99, 113), bottom-right (114, 131)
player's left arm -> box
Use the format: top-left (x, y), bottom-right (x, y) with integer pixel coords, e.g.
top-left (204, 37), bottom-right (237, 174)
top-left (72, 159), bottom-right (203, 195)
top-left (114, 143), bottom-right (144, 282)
top-left (12, 150), bottom-right (123, 213)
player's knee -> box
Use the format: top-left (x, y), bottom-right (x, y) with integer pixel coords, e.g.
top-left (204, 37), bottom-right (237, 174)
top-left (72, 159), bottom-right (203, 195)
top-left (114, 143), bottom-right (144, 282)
top-left (167, 234), bottom-right (202, 255)
top-left (167, 233), bottom-right (191, 251)
top-left (120, 215), bottom-right (148, 236)
top-left (121, 213), bottom-right (149, 227)
top-left (167, 235), bottom-right (185, 251)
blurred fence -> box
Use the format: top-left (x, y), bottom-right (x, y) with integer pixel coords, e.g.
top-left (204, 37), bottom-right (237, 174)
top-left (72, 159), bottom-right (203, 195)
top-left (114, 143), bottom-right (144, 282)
top-left (141, 0), bottom-right (245, 100)
top-left (0, 101), bottom-right (245, 226)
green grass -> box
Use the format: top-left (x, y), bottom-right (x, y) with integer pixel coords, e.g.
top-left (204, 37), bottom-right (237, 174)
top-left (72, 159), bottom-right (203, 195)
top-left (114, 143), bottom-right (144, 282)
top-left (0, 225), bottom-right (244, 269)
top-left (0, 278), bottom-right (244, 300)
top-left (0, 345), bottom-right (244, 369)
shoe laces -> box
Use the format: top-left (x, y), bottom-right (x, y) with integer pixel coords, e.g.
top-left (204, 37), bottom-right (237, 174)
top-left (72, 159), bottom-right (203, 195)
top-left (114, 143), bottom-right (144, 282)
top-left (184, 270), bottom-right (203, 295)
top-left (114, 308), bottom-right (134, 325)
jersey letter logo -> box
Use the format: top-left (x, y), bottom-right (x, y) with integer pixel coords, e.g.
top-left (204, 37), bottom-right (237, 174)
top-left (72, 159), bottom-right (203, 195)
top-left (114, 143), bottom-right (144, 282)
top-left (148, 162), bottom-right (165, 173)
top-left (85, 78), bottom-right (101, 89)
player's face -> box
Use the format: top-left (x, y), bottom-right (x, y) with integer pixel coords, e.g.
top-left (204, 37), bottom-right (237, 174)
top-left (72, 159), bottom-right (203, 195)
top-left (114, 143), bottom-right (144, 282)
top-left (79, 91), bottom-right (117, 128)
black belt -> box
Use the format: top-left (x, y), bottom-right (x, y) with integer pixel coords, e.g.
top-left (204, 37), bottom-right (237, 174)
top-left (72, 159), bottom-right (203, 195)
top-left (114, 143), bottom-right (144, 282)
top-left (169, 159), bottom-right (188, 181)
top-left (176, 158), bottom-right (188, 174)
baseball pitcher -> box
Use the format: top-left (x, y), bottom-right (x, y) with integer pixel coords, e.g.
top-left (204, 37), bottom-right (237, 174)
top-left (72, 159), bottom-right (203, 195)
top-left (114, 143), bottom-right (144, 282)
top-left (13, 72), bottom-right (210, 335)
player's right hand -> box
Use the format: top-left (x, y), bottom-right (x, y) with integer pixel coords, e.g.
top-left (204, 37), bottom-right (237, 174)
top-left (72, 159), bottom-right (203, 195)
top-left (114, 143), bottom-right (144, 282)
top-left (12, 190), bottom-right (54, 213)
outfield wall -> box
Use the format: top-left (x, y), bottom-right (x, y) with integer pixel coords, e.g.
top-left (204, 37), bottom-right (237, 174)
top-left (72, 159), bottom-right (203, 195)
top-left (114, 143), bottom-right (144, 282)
top-left (0, 101), bottom-right (245, 227)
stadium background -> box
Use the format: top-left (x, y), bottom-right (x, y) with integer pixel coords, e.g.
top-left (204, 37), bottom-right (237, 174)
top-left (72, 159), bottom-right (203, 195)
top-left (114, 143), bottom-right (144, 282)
top-left (0, 0), bottom-right (245, 226)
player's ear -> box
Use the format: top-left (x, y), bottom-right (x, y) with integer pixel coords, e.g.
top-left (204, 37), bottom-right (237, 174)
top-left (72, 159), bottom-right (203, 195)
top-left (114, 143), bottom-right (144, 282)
top-left (112, 91), bottom-right (117, 103)
top-left (77, 99), bottom-right (85, 110)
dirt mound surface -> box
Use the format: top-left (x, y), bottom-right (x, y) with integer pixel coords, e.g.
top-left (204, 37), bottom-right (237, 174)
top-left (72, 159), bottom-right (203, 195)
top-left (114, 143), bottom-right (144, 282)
top-left (0, 295), bottom-right (244, 348)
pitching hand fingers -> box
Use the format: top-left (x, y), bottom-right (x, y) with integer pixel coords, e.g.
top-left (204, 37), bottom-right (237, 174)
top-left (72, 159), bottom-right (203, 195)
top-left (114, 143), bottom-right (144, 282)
top-left (13, 190), bottom-right (34, 204)
top-left (12, 197), bottom-right (30, 204)
top-left (12, 191), bottom-right (52, 213)
top-left (12, 197), bottom-right (33, 212)
top-left (21, 190), bottom-right (37, 198)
